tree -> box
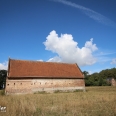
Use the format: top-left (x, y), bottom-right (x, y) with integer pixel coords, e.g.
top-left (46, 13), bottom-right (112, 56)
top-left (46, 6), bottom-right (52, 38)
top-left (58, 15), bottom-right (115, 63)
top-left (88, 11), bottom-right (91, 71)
top-left (83, 71), bottom-right (92, 86)
top-left (0, 70), bottom-right (7, 89)
top-left (84, 68), bottom-right (116, 86)
top-left (83, 71), bottom-right (89, 78)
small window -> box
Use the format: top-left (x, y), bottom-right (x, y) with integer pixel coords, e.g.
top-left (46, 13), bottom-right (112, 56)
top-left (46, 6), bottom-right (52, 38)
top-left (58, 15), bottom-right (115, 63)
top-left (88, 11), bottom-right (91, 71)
top-left (20, 83), bottom-right (22, 85)
top-left (40, 83), bottom-right (41, 85)
top-left (7, 84), bottom-right (9, 86)
top-left (14, 83), bottom-right (15, 85)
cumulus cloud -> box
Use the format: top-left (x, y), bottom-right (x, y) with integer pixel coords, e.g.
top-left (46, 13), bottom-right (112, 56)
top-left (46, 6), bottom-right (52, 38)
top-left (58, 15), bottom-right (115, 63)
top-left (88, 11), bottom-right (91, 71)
top-left (43, 30), bottom-right (98, 66)
top-left (0, 61), bottom-right (8, 70)
top-left (110, 58), bottom-right (116, 64)
top-left (47, 56), bottom-right (62, 62)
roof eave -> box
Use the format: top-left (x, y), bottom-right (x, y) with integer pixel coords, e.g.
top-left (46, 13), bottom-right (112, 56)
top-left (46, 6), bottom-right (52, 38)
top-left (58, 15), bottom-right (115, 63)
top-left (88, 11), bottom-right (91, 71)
top-left (7, 76), bottom-right (84, 79)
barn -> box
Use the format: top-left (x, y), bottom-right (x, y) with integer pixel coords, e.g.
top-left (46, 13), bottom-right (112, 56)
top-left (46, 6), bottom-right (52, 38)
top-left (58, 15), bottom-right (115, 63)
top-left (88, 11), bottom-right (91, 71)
top-left (5, 58), bottom-right (85, 94)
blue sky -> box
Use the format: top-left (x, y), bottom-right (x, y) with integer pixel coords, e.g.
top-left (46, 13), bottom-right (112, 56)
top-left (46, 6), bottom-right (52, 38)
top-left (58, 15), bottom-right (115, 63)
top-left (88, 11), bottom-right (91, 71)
top-left (0, 0), bottom-right (116, 74)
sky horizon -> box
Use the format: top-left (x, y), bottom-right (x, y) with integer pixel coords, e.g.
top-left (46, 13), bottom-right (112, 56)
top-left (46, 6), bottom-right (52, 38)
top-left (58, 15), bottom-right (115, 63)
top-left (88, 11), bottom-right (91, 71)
top-left (0, 0), bottom-right (116, 74)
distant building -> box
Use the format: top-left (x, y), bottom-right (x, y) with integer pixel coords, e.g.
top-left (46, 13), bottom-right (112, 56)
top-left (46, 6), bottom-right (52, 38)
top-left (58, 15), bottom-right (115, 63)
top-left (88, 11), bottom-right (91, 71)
top-left (107, 78), bottom-right (116, 86)
top-left (5, 58), bottom-right (85, 94)
top-left (111, 78), bottom-right (116, 86)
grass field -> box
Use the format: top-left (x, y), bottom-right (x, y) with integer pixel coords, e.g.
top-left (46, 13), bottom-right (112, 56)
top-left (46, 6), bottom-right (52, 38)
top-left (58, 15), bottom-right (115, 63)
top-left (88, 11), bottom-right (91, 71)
top-left (0, 86), bottom-right (116, 116)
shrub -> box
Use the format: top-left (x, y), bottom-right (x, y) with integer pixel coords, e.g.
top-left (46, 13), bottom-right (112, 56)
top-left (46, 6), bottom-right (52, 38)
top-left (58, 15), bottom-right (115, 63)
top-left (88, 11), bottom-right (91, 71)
top-left (0, 89), bottom-right (5, 95)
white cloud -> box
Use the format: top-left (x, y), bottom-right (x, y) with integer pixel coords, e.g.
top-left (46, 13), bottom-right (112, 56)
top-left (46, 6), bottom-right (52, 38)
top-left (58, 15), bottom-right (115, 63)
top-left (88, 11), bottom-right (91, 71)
top-left (47, 56), bottom-right (61, 62)
top-left (88, 71), bottom-right (93, 75)
top-left (93, 51), bottom-right (116, 64)
top-left (95, 51), bottom-right (116, 56)
top-left (0, 61), bottom-right (8, 70)
top-left (85, 38), bottom-right (97, 52)
top-left (43, 30), bottom-right (98, 66)
top-left (37, 59), bottom-right (44, 62)
top-left (51, 0), bottom-right (116, 28)
top-left (110, 58), bottom-right (116, 64)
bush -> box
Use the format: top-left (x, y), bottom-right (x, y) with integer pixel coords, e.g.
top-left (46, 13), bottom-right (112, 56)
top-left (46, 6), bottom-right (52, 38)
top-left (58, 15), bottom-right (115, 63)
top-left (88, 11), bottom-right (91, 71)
top-left (34, 91), bottom-right (46, 94)
top-left (0, 89), bottom-right (5, 95)
top-left (54, 90), bottom-right (62, 93)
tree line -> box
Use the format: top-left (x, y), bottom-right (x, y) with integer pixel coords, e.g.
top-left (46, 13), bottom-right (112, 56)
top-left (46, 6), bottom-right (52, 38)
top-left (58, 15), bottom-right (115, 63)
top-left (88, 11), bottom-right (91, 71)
top-left (83, 68), bottom-right (116, 86)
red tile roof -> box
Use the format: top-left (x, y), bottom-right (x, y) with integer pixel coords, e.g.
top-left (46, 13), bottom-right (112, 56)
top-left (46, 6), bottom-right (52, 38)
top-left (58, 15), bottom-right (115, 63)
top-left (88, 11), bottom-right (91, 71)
top-left (8, 59), bottom-right (84, 79)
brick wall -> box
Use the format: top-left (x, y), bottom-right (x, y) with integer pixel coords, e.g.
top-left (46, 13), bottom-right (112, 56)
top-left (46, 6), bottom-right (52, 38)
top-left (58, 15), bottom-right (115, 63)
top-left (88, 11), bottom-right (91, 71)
top-left (5, 78), bottom-right (85, 94)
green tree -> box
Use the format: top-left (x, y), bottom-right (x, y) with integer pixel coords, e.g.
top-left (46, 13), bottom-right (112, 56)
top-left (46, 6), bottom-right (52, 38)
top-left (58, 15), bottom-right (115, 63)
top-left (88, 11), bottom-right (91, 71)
top-left (83, 71), bottom-right (92, 86)
top-left (0, 70), bottom-right (7, 89)
top-left (83, 68), bottom-right (115, 86)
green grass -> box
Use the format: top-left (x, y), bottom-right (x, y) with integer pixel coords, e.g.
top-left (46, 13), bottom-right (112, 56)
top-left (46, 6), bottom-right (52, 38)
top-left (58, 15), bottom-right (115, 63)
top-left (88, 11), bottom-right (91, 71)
top-left (0, 86), bottom-right (116, 116)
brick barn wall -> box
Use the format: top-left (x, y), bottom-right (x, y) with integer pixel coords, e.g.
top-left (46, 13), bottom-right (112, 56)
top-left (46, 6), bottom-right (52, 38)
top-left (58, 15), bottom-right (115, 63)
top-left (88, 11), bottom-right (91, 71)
top-left (5, 78), bottom-right (85, 94)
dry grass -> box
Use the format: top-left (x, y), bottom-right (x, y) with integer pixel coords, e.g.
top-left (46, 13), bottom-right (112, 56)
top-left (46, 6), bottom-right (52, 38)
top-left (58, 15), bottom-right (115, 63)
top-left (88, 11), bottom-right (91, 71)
top-left (0, 86), bottom-right (116, 116)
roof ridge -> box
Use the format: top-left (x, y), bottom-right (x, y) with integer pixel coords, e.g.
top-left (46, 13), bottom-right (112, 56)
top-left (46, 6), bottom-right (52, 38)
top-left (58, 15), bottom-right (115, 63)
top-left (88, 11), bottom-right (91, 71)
top-left (10, 58), bottom-right (76, 65)
top-left (10, 58), bottom-right (44, 63)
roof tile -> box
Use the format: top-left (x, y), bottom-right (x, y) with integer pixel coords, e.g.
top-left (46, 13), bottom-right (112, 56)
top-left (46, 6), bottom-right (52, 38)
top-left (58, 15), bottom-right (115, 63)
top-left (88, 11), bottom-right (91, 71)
top-left (8, 59), bottom-right (84, 78)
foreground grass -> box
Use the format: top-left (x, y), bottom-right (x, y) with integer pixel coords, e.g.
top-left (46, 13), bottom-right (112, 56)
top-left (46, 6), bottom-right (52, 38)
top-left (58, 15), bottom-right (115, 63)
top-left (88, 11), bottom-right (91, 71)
top-left (0, 86), bottom-right (116, 116)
